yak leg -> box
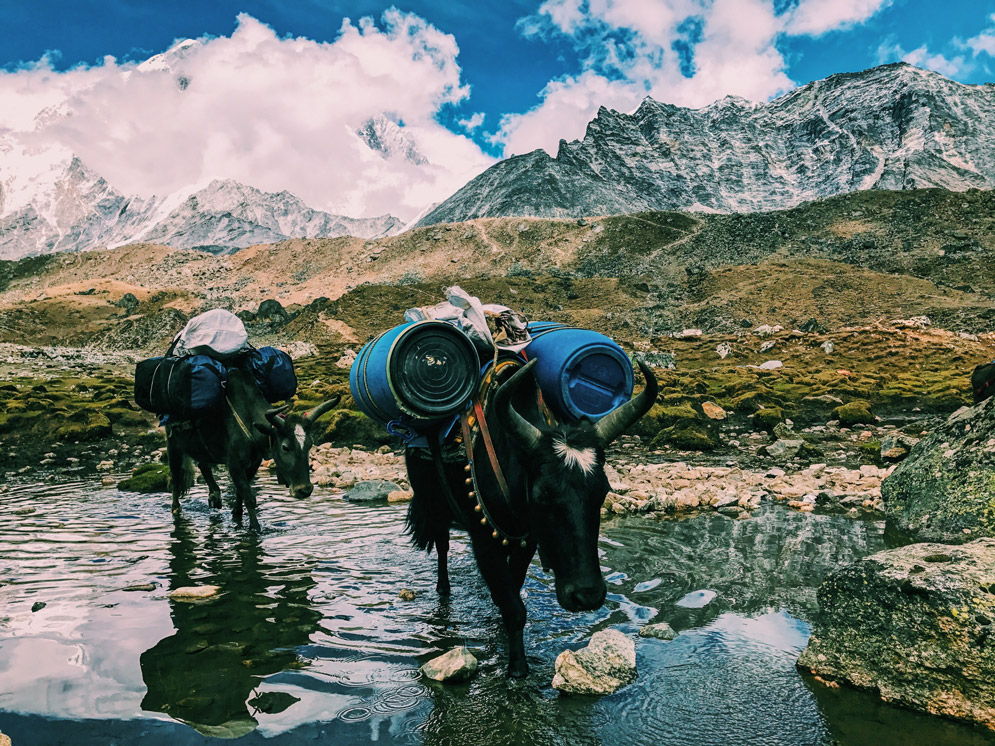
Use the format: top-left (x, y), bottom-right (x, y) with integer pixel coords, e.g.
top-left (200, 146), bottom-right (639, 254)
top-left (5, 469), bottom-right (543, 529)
top-left (166, 437), bottom-right (188, 516)
top-left (435, 531), bottom-right (451, 597)
top-left (472, 539), bottom-right (530, 678)
top-left (229, 462), bottom-right (261, 532)
top-left (199, 463), bottom-right (222, 508)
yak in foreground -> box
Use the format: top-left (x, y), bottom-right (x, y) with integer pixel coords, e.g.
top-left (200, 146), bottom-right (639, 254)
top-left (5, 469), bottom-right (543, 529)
top-left (166, 368), bottom-right (339, 531)
top-left (405, 359), bottom-right (658, 677)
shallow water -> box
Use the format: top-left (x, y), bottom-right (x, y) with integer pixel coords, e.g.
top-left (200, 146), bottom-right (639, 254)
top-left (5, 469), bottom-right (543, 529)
top-left (0, 474), bottom-right (991, 745)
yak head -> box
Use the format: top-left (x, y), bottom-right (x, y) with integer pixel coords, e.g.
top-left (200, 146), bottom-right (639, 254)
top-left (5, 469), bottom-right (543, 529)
top-left (494, 360), bottom-right (657, 612)
top-left (255, 397), bottom-right (340, 499)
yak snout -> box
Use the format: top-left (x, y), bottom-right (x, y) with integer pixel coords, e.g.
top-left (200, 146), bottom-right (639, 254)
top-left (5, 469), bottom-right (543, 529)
top-left (292, 483), bottom-right (314, 499)
top-left (558, 579), bottom-right (607, 612)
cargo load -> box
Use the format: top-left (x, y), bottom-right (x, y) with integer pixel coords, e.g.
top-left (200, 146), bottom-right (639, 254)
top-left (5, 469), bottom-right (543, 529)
top-left (174, 309), bottom-right (249, 359)
top-left (135, 355), bottom-right (228, 419)
top-left (238, 346), bottom-right (297, 403)
top-left (522, 322), bottom-right (634, 422)
top-left (350, 320), bottom-right (480, 440)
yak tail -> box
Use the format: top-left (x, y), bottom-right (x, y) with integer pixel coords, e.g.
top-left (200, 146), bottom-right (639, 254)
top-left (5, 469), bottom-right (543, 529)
top-left (168, 454), bottom-right (196, 497)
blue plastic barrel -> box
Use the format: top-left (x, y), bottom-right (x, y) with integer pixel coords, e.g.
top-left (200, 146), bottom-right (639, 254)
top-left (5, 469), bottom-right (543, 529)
top-left (350, 320), bottom-right (480, 437)
top-left (523, 322), bottom-right (634, 421)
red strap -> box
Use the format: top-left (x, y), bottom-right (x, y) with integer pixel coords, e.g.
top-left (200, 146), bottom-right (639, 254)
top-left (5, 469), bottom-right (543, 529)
top-left (472, 399), bottom-right (512, 501)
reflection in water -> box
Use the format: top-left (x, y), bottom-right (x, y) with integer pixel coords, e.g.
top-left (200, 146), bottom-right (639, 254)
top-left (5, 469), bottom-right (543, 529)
top-left (139, 516), bottom-right (320, 738)
top-left (1, 476), bottom-right (993, 745)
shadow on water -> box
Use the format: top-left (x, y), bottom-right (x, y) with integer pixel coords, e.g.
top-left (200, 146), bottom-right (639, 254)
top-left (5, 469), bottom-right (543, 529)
top-left (139, 515), bottom-right (321, 738)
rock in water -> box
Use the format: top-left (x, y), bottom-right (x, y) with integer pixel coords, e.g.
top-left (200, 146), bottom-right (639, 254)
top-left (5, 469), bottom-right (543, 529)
top-left (169, 585), bottom-right (221, 601)
top-left (798, 539), bottom-right (995, 730)
top-left (638, 622), bottom-right (678, 640)
top-left (552, 629), bottom-right (637, 695)
top-left (882, 397), bottom-right (995, 542)
top-left (0, 730), bottom-right (10, 746)
top-left (344, 479), bottom-right (401, 502)
top-left (420, 647), bottom-right (478, 682)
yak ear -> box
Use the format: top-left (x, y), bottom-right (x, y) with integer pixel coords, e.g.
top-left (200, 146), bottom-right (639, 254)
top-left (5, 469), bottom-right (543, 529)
top-left (255, 422), bottom-right (276, 438)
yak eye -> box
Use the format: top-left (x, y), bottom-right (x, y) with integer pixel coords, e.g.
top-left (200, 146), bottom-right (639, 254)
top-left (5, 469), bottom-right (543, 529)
top-left (281, 442), bottom-right (292, 453)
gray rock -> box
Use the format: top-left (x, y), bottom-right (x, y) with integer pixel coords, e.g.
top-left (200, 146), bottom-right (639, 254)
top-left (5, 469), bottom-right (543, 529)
top-left (879, 433), bottom-right (919, 462)
top-left (420, 647), bottom-right (478, 682)
top-left (798, 538), bottom-right (995, 730)
top-left (344, 479), bottom-right (401, 502)
top-left (552, 629), bottom-right (637, 695)
top-left (882, 397), bottom-right (995, 542)
top-left (638, 622), bottom-right (678, 640)
top-left (635, 351), bottom-right (676, 369)
top-left (765, 439), bottom-right (804, 459)
top-left (716, 342), bottom-right (732, 359)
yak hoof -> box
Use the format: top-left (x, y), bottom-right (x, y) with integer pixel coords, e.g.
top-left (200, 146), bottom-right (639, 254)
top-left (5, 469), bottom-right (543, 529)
top-left (208, 492), bottom-right (222, 509)
top-left (507, 660), bottom-right (529, 679)
top-left (437, 582), bottom-right (451, 597)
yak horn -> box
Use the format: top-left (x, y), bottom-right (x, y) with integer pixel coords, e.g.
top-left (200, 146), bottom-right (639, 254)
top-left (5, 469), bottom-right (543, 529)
top-left (265, 404), bottom-right (291, 430)
top-left (493, 359), bottom-right (543, 454)
top-left (594, 360), bottom-right (658, 446)
top-left (304, 396), bottom-right (341, 424)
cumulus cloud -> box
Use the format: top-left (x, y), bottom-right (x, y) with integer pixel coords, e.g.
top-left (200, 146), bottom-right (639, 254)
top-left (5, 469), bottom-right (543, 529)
top-left (0, 12), bottom-right (494, 220)
top-left (458, 112), bottom-right (486, 131)
top-left (876, 39), bottom-right (967, 78)
top-left (965, 13), bottom-right (995, 58)
top-left (498, 0), bottom-right (801, 157)
top-left (495, 0), bottom-right (900, 158)
top-left (784, 0), bottom-right (891, 36)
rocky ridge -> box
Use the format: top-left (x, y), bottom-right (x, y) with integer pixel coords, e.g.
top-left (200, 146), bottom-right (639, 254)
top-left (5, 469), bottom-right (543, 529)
top-left (419, 63), bottom-right (995, 225)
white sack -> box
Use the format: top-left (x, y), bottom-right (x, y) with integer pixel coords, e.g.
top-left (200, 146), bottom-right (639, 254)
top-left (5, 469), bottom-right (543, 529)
top-left (176, 309), bottom-right (249, 358)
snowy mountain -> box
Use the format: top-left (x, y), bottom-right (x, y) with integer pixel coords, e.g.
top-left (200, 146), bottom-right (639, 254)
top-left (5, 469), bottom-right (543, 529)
top-left (418, 63), bottom-right (995, 225)
top-left (0, 154), bottom-right (403, 260)
top-left (357, 115), bottom-right (429, 166)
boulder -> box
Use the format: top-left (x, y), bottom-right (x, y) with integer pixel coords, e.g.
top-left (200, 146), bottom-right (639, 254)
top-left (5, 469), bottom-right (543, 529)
top-left (701, 401), bottom-right (727, 420)
top-left (344, 479), bottom-right (401, 502)
top-left (552, 629), bottom-right (637, 695)
top-left (420, 647), bottom-right (478, 682)
top-left (879, 433), bottom-right (918, 462)
top-left (169, 585), bottom-right (221, 601)
top-left (638, 622), bottom-right (678, 640)
top-left (882, 398), bottom-right (995, 542)
top-left (765, 438), bottom-right (804, 459)
top-left (798, 539), bottom-right (995, 730)
top-left (833, 400), bottom-right (875, 428)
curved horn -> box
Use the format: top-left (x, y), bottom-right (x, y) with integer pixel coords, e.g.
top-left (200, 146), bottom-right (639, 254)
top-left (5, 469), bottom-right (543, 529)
top-left (493, 359), bottom-right (543, 454)
top-left (304, 396), bottom-right (341, 425)
top-left (265, 404), bottom-right (291, 431)
top-left (594, 360), bottom-right (659, 446)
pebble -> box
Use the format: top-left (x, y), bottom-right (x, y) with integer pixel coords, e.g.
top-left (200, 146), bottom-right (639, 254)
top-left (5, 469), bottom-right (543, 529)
top-left (169, 585), bottom-right (221, 601)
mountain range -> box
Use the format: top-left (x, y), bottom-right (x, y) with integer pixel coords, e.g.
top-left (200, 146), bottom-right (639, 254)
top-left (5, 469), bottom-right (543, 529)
top-left (2, 62), bottom-right (993, 259)
top-left (418, 63), bottom-right (995, 225)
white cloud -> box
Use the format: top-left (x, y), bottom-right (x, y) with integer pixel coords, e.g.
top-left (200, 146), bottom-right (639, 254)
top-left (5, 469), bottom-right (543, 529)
top-left (0, 12), bottom-right (494, 220)
top-left (498, 0), bottom-right (798, 157)
top-left (877, 40), bottom-right (967, 78)
top-left (965, 13), bottom-right (995, 57)
top-left (458, 112), bottom-right (486, 131)
top-left (785, 0), bottom-right (891, 37)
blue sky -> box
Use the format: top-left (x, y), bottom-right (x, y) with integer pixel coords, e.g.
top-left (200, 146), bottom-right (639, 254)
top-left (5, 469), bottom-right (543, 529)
top-left (2, 0), bottom-right (994, 219)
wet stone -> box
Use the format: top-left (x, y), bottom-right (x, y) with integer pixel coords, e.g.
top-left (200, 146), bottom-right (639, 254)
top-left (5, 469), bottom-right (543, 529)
top-left (552, 629), bottom-right (637, 695)
top-left (343, 479), bottom-right (401, 502)
top-left (420, 647), bottom-right (478, 682)
top-left (169, 585), bottom-right (221, 602)
top-left (638, 622), bottom-right (678, 640)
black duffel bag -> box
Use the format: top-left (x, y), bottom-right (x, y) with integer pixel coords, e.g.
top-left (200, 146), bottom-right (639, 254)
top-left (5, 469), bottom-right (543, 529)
top-left (972, 361), bottom-right (995, 403)
top-left (135, 355), bottom-right (228, 419)
top-left (238, 346), bottom-right (297, 403)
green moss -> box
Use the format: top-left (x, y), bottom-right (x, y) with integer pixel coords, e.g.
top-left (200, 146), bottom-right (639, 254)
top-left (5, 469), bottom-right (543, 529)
top-left (650, 423), bottom-right (718, 451)
top-left (54, 411), bottom-right (112, 441)
top-left (106, 408), bottom-right (153, 427)
top-left (751, 406), bottom-right (784, 432)
top-left (118, 463), bottom-right (169, 493)
top-left (322, 409), bottom-right (396, 448)
top-left (833, 400), bottom-right (875, 428)
top-left (857, 439), bottom-right (883, 464)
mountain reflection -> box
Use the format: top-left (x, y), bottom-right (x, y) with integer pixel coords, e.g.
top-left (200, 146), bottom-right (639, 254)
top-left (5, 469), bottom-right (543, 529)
top-left (140, 517), bottom-right (320, 738)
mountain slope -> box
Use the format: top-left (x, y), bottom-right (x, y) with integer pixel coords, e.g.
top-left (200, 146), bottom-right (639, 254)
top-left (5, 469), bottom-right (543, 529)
top-left (418, 63), bottom-right (995, 225)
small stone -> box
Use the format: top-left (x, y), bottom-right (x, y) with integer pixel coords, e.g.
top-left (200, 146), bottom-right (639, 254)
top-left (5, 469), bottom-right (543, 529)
top-left (169, 585), bottom-right (221, 601)
top-left (701, 402), bottom-right (727, 420)
top-left (121, 583), bottom-right (157, 592)
top-left (398, 589), bottom-right (416, 601)
top-left (344, 480), bottom-right (401, 502)
top-left (387, 490), bottom-right (414, 503)
top-left (552, 629), bottom-right (637, 695)
top-left (420, 647), bottom-right (478, 682)
top-left (31, 602), bottom-right (46, 612)
top-left (638, 622), bottom-right (678, 640)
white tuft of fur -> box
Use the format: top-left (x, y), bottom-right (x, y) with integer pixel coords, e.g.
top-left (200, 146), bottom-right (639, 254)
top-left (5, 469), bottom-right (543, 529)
top-left (552, 439), bottom-right (597, 475)
top-left (294, 424), bottom-right (306, 450)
